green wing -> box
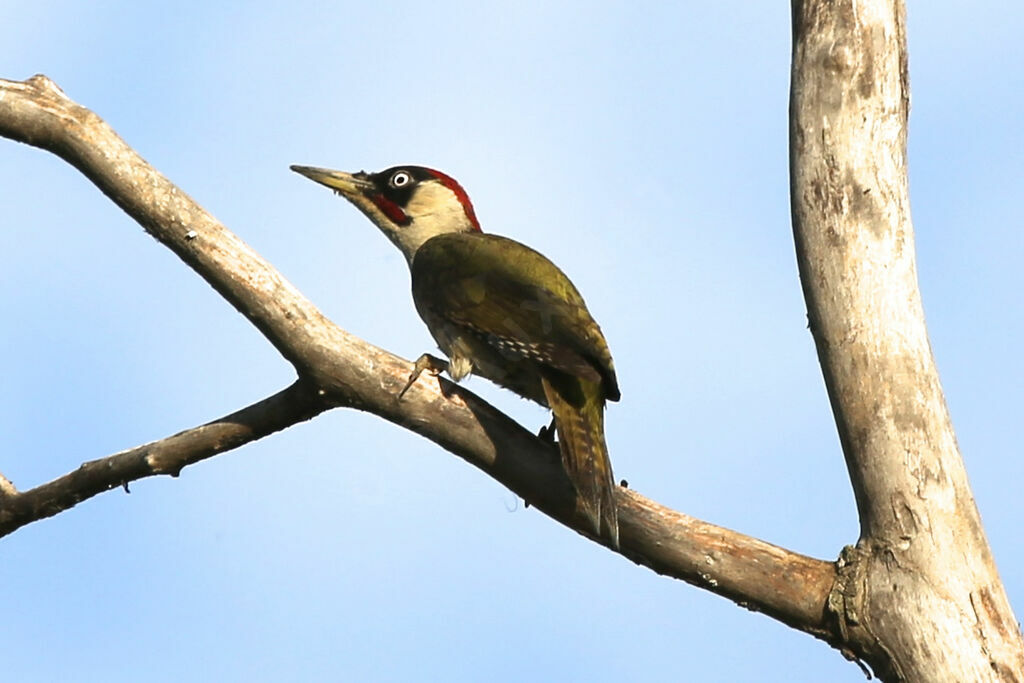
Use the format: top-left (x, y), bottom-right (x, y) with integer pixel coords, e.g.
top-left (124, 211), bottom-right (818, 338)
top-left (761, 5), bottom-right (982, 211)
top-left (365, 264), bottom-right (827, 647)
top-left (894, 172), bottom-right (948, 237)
top-left (411, 233), bottom-right (619, 401)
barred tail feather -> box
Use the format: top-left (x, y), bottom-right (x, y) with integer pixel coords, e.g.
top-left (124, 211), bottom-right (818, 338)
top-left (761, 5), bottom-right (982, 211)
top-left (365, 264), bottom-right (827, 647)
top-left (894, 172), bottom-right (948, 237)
top-left (540, 372), bottom-right (619, 549)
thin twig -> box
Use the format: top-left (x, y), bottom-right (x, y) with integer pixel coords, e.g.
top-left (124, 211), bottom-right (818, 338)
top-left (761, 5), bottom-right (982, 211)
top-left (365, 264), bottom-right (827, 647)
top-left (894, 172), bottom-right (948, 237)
top-left (0, 380), bottom-right (325, 536)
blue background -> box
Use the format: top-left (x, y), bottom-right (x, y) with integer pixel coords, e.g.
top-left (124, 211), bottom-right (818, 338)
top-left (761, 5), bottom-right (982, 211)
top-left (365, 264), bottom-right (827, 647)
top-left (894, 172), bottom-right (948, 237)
top-left (2, 2), bottom-right (1021, 681)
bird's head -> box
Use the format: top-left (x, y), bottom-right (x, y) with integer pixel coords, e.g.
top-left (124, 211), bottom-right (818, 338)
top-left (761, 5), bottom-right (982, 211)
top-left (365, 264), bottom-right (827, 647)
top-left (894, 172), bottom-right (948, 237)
top-left (291, 164), bottom-right (481, 262)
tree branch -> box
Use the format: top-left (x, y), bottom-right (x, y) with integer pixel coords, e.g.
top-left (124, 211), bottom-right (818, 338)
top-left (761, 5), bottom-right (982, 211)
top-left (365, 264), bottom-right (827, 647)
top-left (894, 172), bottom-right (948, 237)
top-left (0, 471), bottom-right (17, 498)
top-left (0, 74), bottom-right (839, 647)
top-left (0, 380), bottom-right (326, 537)
top-left (790, 1), bottom-right (1024, 679)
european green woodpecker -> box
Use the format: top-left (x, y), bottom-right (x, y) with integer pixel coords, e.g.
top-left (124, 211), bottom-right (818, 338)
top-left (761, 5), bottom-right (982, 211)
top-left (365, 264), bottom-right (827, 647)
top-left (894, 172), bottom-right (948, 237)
top-left (291, 164), bottom-right (620, 547)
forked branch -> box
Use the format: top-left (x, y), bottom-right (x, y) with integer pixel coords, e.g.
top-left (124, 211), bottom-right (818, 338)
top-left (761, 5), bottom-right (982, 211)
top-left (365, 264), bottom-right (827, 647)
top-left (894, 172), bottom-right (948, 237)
top-left (0, 74), bottom-right (838, 646)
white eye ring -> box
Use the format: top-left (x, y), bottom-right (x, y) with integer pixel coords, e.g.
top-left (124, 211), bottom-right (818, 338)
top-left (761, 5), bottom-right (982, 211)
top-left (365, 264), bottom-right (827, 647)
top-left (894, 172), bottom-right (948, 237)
top-left (390, 171), bottom-right (412, 188)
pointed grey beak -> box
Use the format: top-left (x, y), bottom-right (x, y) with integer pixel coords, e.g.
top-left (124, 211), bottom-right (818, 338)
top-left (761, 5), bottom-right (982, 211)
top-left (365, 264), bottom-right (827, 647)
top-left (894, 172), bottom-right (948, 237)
top-left (290, 165), bottom-right (374, 198)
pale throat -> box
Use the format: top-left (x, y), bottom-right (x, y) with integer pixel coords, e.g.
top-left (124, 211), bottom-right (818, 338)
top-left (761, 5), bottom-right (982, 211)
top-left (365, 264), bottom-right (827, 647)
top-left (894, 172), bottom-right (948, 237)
top-left (391, 183), bottom-right (477, 262)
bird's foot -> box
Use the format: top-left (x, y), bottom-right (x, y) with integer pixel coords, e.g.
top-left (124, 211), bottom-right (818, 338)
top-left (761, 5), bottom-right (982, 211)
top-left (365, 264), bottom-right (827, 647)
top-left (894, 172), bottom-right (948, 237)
top-left (536, 416), bottom-right (561, 461)
top-left (399, 353), bottom-right (450, 399)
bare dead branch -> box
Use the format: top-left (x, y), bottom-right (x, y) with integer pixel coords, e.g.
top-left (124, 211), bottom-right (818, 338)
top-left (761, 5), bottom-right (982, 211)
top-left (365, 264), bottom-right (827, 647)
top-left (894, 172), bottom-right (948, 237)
top-left (0, 471), bottom-right (17, 498)
top-left (0, 74), bottom-right (839, 646)
top-left (0, 380), bottom-right (326, 537)
top-left (790, 1), bottom-right (1024, 679)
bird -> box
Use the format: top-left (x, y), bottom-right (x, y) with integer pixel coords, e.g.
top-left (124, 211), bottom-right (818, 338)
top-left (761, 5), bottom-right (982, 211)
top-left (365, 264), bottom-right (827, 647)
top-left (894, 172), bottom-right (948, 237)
top-left (291, 164), bottom-right (621, 547)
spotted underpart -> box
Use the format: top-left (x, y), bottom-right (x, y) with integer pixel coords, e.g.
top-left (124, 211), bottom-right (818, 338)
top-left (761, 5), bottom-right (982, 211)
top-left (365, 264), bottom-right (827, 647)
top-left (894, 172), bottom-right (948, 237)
top-left (485, 334), bottom-right (558, 363)
top-left (443, 314), bottom-right (606, 389)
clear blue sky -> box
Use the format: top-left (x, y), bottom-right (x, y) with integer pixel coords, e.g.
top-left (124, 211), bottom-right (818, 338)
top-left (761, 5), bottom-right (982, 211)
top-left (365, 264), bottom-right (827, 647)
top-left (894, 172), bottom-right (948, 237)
top-left (2, 2), bottom-right (1021, 681)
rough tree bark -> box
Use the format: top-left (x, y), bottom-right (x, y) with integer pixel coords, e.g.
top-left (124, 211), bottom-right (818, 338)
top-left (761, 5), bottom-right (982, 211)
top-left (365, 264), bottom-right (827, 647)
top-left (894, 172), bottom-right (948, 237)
top-left (790, 1), bottom-right (1023, 680)
top-left (0, 1), bottom-right (1020, 680)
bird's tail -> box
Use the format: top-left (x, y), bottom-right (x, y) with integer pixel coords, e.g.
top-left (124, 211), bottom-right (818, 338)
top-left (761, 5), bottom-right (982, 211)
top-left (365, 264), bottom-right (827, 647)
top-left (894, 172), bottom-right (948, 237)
top-left (541, 371), bottom-right (619, 549)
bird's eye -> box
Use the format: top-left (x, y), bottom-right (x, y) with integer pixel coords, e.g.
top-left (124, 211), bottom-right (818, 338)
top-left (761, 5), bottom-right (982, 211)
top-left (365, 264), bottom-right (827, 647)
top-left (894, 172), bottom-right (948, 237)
top-left (390, 170), bottom-right (412, 188)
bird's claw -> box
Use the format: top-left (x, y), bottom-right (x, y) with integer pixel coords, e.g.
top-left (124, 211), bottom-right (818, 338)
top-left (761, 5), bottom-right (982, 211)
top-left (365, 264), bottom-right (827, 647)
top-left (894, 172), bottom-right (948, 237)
top-left (537, 416), bottom-right (557, 443)
top-left (537, 416), bottom-right (560, 461)
top-left (399, 353), bottom-right (449, 399)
